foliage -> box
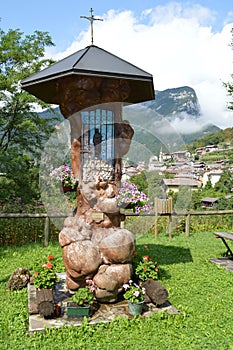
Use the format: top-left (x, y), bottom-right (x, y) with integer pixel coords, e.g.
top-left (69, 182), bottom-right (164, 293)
top-left (215, 196), bottom-right (233, 210)
top-left (115, 182), bottom-right (151, 213)
top-left (0, 215), bottom-right (60, 246)
top-left (135, 255), bottom-right (159, 281)
top-left (49, 165), bottom-right (79, 189)
top-left (130, 170), bottom-right (164, 203)
top-left (71, 285), bottom-right (95, 306)
top-left (187, 127), bottom-right (233, 153)
top-left (0, 27), bottom-right (55, 153)
top-left (33, 254), bottom-right (59, 289)
top-left (129, 171), bottom-right (148, 195)
top-left (0, 26), bottom-right (59, 207)
top-left (0, 149), bottom-right (42, 206)
top-left (123, 280), bottom-right (146, 303)
top-left (214, 169), bottom-right (233, 194)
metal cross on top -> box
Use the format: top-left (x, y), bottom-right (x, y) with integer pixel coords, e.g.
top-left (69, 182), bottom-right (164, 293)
top-left (80, 8), bottom-right (103, 45)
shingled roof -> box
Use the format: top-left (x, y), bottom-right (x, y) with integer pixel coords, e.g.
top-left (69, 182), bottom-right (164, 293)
top-left (21, 45), bottom-right (154, 105)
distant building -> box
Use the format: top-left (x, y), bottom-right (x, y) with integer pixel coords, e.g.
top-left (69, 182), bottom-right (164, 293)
top-left (202, 169), bottom-right (223, 187)
top-left (148, 156), bottom-right (166, 172)
top-left (148, 162), bottom-right (166, 172)
top-left (162, 178), bottom-right (202, 193)
top-left (195, 145), bottom-right (218, 155)
top-left (121, 166), bottom-right (139, 181)
top-left (171, 150), bottom-right (191, 160)
top-left (201, 197), bottom-right (219, 209)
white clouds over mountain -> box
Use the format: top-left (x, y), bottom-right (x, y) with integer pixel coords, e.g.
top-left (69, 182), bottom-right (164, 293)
top-left (47, 3), bottom-right (233, 129)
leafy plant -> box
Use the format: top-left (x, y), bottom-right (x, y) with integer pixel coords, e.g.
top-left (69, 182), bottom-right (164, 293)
top-left (115, 181), bottom-right (151, 213)
top-left (71, 286), bottom-right (95, 306)
top-left (33, 254), bottom-right (58, 289)
top-left (49, 165), bottom-right (79, 189)
top-left (123, 280), bottom-right (146, 303)
top-left (135, 255), bottom-right (159, 281)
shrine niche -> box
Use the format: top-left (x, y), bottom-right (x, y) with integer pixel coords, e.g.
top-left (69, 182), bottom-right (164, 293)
top-left (22, 43), bottom-right (154, 301)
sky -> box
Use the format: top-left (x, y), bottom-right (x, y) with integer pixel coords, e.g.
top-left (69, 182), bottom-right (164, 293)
top-left (1, 0), bottom-right (233, 130)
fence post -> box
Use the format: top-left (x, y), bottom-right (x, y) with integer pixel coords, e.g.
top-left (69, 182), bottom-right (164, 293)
top-left (168, 214), bottom-right (172, 239)
top-left (154, 198), bottom-right (158, 238)
top-left (185, 213), bottom-right (190, 238)
top-left (44, 216), bottom-right (50, 247)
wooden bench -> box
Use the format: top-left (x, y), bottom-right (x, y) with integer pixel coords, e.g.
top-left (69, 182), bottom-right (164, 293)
top-left (213, 232), bottom-right (233, 258)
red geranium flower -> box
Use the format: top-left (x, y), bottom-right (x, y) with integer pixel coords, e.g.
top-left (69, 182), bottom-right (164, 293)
top-left (45, 262), bottom-right (53, 269)
top-left (48, 255), bottom-right (54, 260)
top-left (143, 255), bottom-right (151, 262)
top-left (34, 271), bottom-right (39, 277)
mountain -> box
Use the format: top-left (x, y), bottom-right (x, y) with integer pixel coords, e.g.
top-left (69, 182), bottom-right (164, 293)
top-left (142, 86), bottom-right (201, 118)
top-left (123, 86), bottom-right (220, 162)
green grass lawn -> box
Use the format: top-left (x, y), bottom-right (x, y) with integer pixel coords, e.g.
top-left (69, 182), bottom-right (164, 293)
top-left (1, 231), bottom-right (233, 350)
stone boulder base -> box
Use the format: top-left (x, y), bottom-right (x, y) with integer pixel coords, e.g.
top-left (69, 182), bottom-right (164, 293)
top-left (62, 240), bottom-right (102, 279)
top-left (98, 228), bottom-right (135, 264)
top-left (59, 217), bottom-right (135, 301)
top-left (94, 263), bottom-right (133, 302)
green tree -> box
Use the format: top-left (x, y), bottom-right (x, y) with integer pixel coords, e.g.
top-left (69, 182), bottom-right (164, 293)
top-left (130, 170), bottom-right (164, 201)
top-left (0, 27), bottom-right (58, 208)
top-left (214, 169), bottom-right (233, 194)
top-left (0, 27), bottom-right (56, 153)
top-left (130, 171), bottom-right (148, 194)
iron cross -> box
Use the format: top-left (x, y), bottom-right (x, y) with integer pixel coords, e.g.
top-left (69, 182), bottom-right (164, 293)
top-left (80, 8), bottom-right (103, 45)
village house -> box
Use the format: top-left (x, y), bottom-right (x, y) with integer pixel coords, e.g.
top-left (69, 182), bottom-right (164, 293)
top-left (162, 177), bottom-right (202, 193)
top-left (171, 150), bottom-right (191, 160)
top-left (202, 169), bottom-right (223, 187)
top-left (201, 197), bottom-right (219, 209)
top-left (195, 145), bottom-right (218, 156)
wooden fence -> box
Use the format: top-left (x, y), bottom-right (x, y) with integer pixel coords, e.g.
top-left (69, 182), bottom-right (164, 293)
top-left (0, 209), bottom-right (233, 246)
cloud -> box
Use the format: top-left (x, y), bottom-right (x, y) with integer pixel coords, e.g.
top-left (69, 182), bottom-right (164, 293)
top-left (46, 3), bottom-right (233, 129)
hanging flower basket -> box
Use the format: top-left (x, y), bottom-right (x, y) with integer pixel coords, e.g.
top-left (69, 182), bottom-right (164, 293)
top-left (49, 165), bottom-right (79, 191)
top-left (61, 183), bottom-right (77, 193)
top-left (115, 182), bottom-right (151, 214)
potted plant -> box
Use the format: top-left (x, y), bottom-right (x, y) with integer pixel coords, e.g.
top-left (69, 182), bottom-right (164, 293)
top-left (33, 255), bottom-right (59, 318)
top-left (67, 284), bottom-right (95, 318)
top-left (33, 255), bottom-right (58, 289)
top-left (123, 280), bottom-right (146, 316)
top-left (135, 255), bottom-right (168, 305)
top-left (115, 182), bottom-right (151, 213)
top-left (49, 165), bottom-right (79, 192)
top-left (135, 255), bottom-right (159, 281)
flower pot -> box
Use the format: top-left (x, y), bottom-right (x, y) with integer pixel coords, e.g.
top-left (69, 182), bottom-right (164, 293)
top-left (119, 203), bottom-right (136, 211)
top-left (128, 300), bottom-right (144, 316)
top-left (66, 302), bottom-right (90, 318)
top-left (61, 184), bottom-right (77, 193)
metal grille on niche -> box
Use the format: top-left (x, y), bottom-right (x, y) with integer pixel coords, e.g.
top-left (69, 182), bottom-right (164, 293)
top-left (81, 109), bottom-right (115, 182)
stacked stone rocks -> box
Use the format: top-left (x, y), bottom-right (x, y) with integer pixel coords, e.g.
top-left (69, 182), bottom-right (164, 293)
top-left (59, 216), bottom-right (134, 302)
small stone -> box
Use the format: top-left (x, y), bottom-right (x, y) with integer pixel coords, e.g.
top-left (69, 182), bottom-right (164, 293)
top-left (6, 267), bottom-right (30, 291)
